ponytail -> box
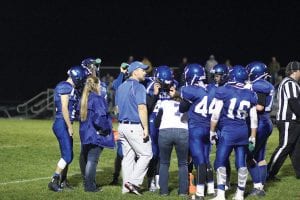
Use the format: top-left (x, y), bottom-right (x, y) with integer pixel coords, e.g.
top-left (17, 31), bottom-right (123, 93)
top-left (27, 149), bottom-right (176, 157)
top-left (80, 76), bottom-right (99, 121)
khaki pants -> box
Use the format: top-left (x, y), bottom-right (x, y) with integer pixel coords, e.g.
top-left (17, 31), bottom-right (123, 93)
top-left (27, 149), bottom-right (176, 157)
top-left (118, 123), bottom-right (153, 193)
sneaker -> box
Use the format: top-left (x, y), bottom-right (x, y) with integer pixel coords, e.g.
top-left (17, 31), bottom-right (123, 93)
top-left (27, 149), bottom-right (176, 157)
top-left (60, 180), bottom-right (73, 190)
top-left (48, 176), bottom-right (62, 192)
top-left (249, 188), bottom-right (265, 197)
top-left (148, 178), bottom-right (158, 192)
top-left (210, 196), bottom-right (226, 200)
top-left (124, 182), bottom-right (142, 196)
top-left (195, 195), bottom-right (205, 200)
top-left (232, 194), bottom-right (244, 200)
top-left (85, 187), bottom-right (103, 192)
top-left (109, 178), bottom-right (119, 185)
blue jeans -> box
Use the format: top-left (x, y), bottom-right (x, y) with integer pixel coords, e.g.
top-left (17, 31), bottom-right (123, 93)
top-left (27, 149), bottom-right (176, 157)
top-left (80, 144), bottom-right (103, 191)
top-left (158, 128), bottom-right (189, 195)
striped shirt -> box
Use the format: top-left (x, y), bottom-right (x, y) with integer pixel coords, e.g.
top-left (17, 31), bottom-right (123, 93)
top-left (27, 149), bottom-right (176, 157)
top-left (276, 77), bottom-right (300, 121)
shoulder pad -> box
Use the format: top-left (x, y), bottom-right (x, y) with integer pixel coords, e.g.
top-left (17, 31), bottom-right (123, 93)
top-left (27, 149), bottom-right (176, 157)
top-left (252, 79), bottom-right (274, 94)
top-left (55, 81), bottom-right (73, 95)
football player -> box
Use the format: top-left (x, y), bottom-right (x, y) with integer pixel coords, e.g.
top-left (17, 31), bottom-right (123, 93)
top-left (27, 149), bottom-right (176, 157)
top-left (48, 65), bottom-right (87, 192)
top-left (180, 63), bottom-right (215, 199)
top-left (246, 62), bottom-right (274, 196)
top-left (207, 64), bottom-right (231, 190)
top-left (210, 66), bottom-right (258, 200)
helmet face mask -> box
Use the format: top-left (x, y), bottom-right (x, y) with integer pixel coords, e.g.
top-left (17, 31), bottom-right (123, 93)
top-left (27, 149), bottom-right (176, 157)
top-left (184, 63), bottom-right (205, 85)
top-left (154, 65), bottom-right (174, 91)
top-left (210, 64), bottom-right (229, 85)
top-left (81, 58), bottom-right (101, 77)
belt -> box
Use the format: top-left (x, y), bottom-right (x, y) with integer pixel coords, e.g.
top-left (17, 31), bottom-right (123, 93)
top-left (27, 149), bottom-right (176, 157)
top-left (119, 120), bottom-right (140, 124)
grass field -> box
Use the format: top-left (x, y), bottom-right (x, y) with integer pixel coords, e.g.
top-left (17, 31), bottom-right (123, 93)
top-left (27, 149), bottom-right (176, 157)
top-left (0, 119), bottom-right (299, 200)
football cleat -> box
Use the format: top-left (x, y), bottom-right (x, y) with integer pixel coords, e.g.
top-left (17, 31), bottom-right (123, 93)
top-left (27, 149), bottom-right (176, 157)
top-left (48, 175), bottom-right (62, 192)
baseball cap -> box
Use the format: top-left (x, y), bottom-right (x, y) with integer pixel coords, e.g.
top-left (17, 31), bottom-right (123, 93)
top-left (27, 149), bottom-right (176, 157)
top-left (127, 61), bottom-right (148, 73)
top-left (286, 61), bottom-right (300, 71)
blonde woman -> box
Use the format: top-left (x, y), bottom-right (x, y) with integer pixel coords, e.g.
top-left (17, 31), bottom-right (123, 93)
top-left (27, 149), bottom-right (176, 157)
top-left (79, 76), bottom-right (114, 192)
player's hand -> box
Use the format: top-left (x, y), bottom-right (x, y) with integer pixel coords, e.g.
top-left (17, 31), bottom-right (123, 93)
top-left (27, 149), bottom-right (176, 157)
top-left (169, 86), bottom-right (176, 97)
top-left (248, 136), bottom-right (256, 152)
top-left (210, 131), bottom-right (218, 145)
top-left (68, 126), bottom-right (74, 137)
top-left (153, 83), bottom-right (161, 95)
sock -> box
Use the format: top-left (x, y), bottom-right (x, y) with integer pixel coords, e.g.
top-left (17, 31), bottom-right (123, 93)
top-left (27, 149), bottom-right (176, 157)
top-left (206, 163), bottom-right (214, 183)
top-left (196, 184), bottom-right (205, 196)
top-left (259, 165), bottom-right (267, 185)
top-left (216, 167), bottom-right (226, 191)
top-left (237, 167), bottom-right (248, 191)
top-left (248, 164), bottom-right (260, 184)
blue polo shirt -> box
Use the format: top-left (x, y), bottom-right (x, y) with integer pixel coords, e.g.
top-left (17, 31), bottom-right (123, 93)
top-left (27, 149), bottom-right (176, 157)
top-left (115, 78), bottom-right (146, 122)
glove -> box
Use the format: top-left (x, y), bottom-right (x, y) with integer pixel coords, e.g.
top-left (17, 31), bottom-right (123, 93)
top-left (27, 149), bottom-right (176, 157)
top-left (248, 137), bottom-right (256, 152)
top-left (210, 131), bottom-right (218, 145)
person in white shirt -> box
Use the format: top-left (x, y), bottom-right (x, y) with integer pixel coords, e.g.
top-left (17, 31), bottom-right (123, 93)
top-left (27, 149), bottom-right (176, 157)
top-left (155, 86), bottom-right (189, 197)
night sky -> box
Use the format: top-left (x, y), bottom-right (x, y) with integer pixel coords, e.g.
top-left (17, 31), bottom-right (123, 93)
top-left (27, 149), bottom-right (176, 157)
top-left (1, 1), bottom-right (300, 102)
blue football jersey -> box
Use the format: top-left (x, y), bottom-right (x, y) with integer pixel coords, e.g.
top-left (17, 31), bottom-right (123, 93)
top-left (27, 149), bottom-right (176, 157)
top-left (252, 79), bottom-right (275, 115)
top-left (216, 84), bottom-right (257, 126)
top-left (181, 85), bottom-right (213, 128)
top-left (54, 81), bottom-right (78, 122)
top-left (215, 84), bottom-right (257, 145)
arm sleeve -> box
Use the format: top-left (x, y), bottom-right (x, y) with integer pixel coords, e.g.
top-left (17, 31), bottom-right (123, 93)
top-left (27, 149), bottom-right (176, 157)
top-left (179, 99), bottom-right (192, 113)
top-left (135, 84), bottom-right (147, 105)
top-left (211, 99), bottom-right (223, 122)
top-left (146, 94), bottom-right (159, 113)
top-left (154, 109), bottom-right (163, 128)
top-left (284, 81), bottom-right (299, 99)
top-left (288, 98), bottom-right (300, 118)
top-left (257, 92), bottom-right (267, 107)
top-left (112, 73), bottom-right (125, 91)
top-left (250, 106), bottom-right (258, 129)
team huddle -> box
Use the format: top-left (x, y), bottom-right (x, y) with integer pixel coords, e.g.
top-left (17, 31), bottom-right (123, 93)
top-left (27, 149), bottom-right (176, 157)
top-left (48, 58), bottom-right (288, 200)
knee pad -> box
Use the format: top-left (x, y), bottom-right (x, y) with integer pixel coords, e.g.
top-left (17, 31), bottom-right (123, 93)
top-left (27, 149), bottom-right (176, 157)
top-left (216, 167), bottom-right (226, 185)
top-left (238, 167), bottom-right (248, 187)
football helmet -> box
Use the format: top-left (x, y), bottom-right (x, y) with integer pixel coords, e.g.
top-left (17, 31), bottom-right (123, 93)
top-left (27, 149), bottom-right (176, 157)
top-left (228, 65), bottom-right (248, 84)
top-left (67, 65), bottom-right (88, 88)
top-left (246, 61), bottom-right (268, 81)
top-left (210, 64), bottom-right (229, 85)
top-left (184, 63), bottom-right (206, 85)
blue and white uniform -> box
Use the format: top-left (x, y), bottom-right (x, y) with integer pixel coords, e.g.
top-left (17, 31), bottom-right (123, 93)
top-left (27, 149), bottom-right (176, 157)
top-left (53, 81), bottom-right (78, 165)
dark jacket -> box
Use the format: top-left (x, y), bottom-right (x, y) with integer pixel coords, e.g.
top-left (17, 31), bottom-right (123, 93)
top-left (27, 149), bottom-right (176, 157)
top-left (79, 92), bottom-right (115, 148)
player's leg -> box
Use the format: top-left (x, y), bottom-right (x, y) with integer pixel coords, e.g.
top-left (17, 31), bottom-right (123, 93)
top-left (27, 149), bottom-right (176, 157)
top-left (203, 132), bottom-right (214, 196)
top-left (189, 127), bottom-right (206, 198)
top-left (49, 119), bottom-right (73, 192)
top-left (213, 141), bottom-right (233, 200)
top-left (233, 145), bottom-right (248, 200)
top-left (147, 118), bottom-right (160, 191)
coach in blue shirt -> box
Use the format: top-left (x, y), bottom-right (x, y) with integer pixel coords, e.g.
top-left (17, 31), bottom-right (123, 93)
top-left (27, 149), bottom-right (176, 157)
top-left (115, 61), bottom-right (153, 195)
